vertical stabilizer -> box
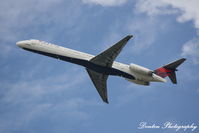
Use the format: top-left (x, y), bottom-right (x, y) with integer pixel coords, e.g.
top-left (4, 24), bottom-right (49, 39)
top-left (154, 58), bottom-right (186, 84)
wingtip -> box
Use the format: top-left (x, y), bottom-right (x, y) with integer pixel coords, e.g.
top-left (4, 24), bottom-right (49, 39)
top-left (125, 35), bottom-right (133, 41)
top-left (103, 98), bottom-right (109, 104)
top-left (182, 58), bottom-right (186, 61)
top-left (127, 35), bottom-right (133, 38)
top-left (104, 101), bottom-right (109, 104)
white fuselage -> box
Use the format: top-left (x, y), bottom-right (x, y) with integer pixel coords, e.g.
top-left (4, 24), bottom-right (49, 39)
top-left (17, 39), bottom-right (166, 86)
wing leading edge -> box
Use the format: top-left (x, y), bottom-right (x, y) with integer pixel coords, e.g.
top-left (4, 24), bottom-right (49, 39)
top-left (86, 35), bottom-right (133, 103)
top-left (90, 35), bottom-right (133, 67)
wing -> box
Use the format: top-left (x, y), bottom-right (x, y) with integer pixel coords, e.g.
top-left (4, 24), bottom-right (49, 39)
top-left (87, 35), bottom-right (133, 103)
top-left (90, 35), bottom-right (133, 67)
top-left (86, 69), bottom-right (109, 103)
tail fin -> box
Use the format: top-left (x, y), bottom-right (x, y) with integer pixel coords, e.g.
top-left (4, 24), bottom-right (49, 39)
top-left (154, 58), bottom-right (186, 84)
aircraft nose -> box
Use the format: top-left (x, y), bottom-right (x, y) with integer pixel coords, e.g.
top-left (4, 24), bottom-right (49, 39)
top-left (16, 40), bottom-right (27, 48)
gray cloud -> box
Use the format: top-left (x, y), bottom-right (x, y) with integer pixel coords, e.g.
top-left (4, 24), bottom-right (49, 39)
top-left (82, 0), bottom-right (128, 6)
top-left (135, 0), bottom-right (199, 63)
top-left (0, 0), bottom-right (83, 58)
top-left (126, 17), bottom-right (165, 54)
top-left (135, 0), bottom-right (199, 31)
top-left (181, 38), bottom-right (199, 64)
top-left (0, 67), bottom-right (101, 133)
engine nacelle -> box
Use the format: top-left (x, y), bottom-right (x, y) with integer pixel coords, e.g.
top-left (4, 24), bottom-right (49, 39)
top-left (129, 63), bottom-right (153, 76)
top-left (126, 78), bottom-right (150, 86)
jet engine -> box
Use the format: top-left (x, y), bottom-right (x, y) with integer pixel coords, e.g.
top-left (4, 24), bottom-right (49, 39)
top-left (129, 64), bottom-right (153, 76)
top-left (126, 78), bottom-right (150, 86)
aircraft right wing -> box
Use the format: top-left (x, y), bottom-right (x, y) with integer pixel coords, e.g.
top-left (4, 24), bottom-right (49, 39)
top-left (86, 69), bottom-right (109, 103)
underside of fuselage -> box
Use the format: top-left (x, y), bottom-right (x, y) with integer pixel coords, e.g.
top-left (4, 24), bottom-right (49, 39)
top-left (23, 48), bottom-right (135, 80)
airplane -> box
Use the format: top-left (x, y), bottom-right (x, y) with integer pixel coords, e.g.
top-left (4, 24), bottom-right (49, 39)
top-left (16, 35), bottom-right (186, 103)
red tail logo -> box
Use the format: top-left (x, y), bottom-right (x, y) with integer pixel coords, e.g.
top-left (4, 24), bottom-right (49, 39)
top-left (154, 67), bottom-right (173, 78)
top-left (154, 58), bottom-right (186, 84)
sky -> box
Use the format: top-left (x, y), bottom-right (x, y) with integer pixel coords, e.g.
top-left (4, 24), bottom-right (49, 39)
top-left (0, 0), bottom-right (199, 133)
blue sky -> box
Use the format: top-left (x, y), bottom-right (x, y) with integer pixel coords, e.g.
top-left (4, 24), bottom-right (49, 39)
top-left (0, 0), bottom-right (199, 133)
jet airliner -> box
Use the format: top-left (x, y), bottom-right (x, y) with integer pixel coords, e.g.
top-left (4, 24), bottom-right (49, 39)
top-left (17, 35), bottom-right (186, 103)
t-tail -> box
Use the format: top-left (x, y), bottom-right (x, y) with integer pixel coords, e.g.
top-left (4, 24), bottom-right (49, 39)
top-left (154, 58), bottom-right (186, 84)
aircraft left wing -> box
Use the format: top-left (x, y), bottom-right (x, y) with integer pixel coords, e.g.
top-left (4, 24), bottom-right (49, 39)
top-left (90, 35), bottom-right (133, 67)
top-left (86, 69), bottom-right (109, 103)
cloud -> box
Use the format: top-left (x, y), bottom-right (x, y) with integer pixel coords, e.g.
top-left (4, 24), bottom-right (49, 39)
top-left (0, 1), bottom-right (105, 132)
top-left (0, 98), bottom-right (99, 133)
top-left (1, 67), bottom-right (86, 104)
top-left (0, 0), bottom-right (83, 58)
top-left (127, 17), bottom-right (157, 54)
top-left (0, 0), bottom-right (61, 41)
top-left (135, 0), bottom-right (199, 33)
top-left (135, 0), bottom-right (199, 63)
top-left (126, 16), bottom-right (170, 54)
top-left (181, 38), bottom-right (199, 64)
top-left (82, 0), bottom-right (128, 6)
top-left (0, 67), bottom-right (101, 133)
top-left (114, 83), bottom-right (157, 107)
top-left (94, 14), bottom-right (168, 55)
top-left (135, 0), bottom-right (178, 16)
